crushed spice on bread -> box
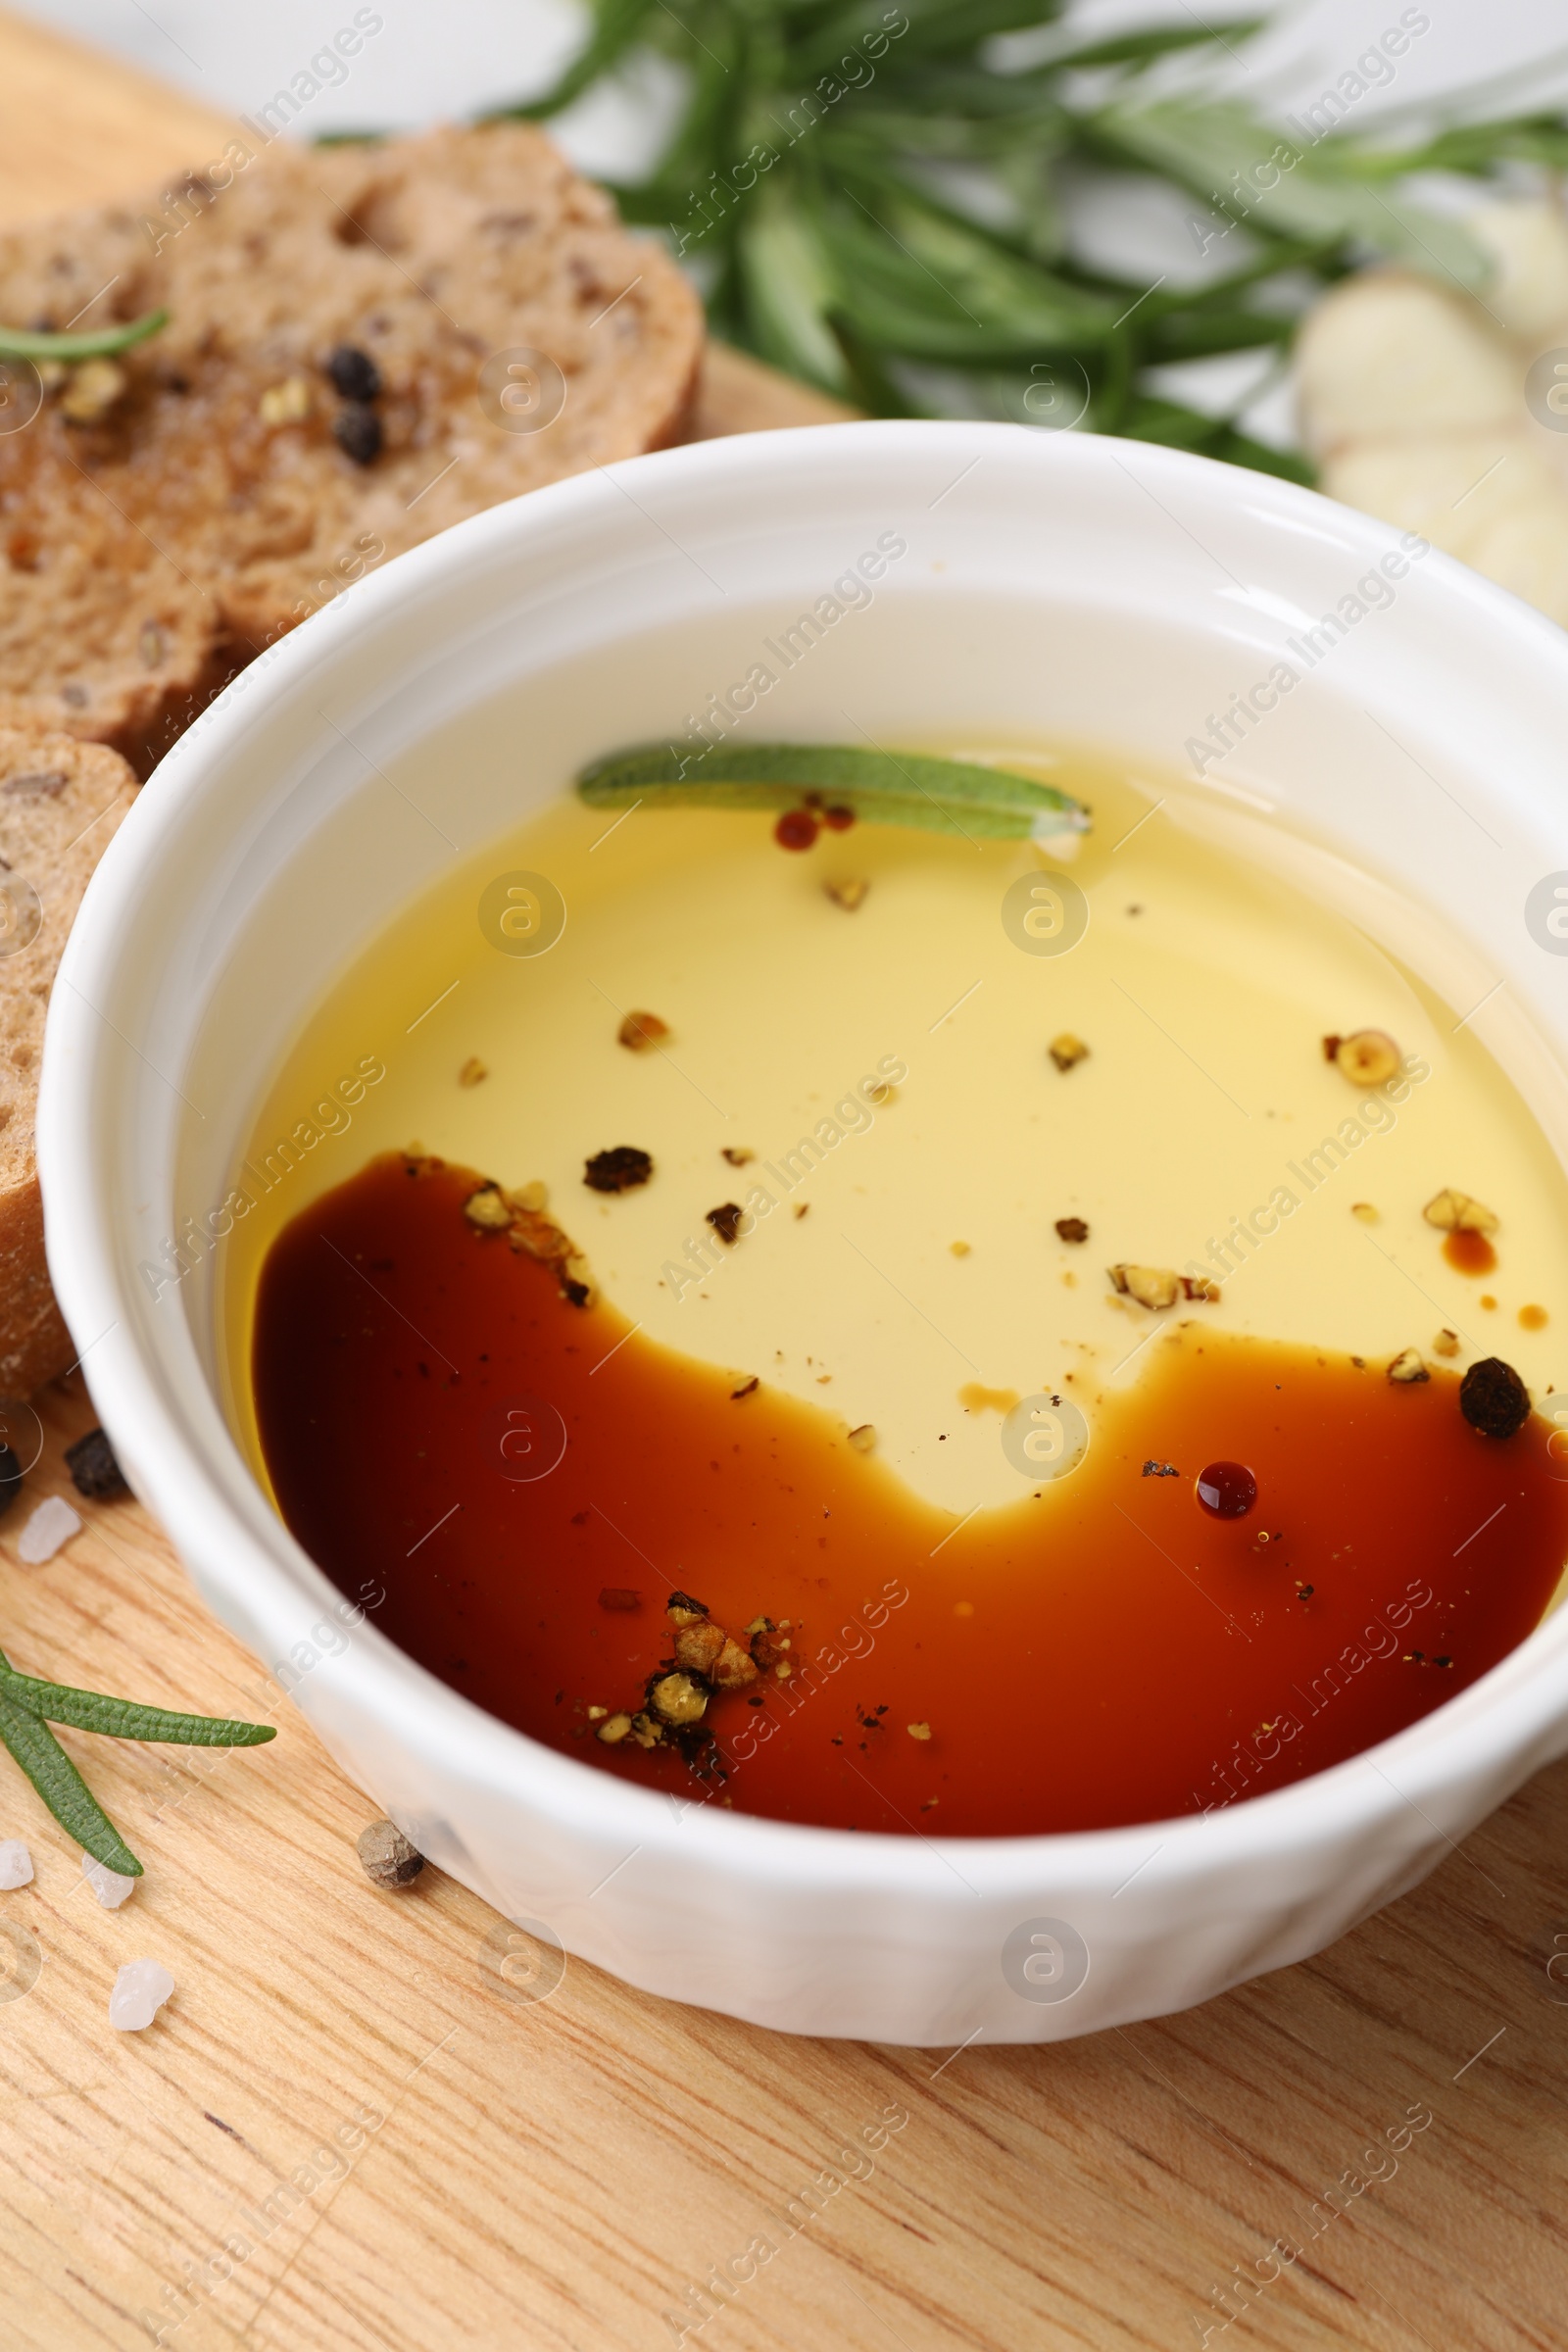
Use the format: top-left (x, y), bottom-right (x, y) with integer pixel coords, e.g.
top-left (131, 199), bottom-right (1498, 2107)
top-left (0, 125), bottom-right (702, 775)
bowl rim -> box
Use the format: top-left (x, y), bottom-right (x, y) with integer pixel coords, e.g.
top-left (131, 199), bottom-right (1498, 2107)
top-left (38, 416), bottom-right (1568, 1900)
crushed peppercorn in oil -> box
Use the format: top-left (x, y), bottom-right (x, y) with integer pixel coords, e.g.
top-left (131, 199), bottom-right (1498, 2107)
top-left (228, 757), bottom-right (1568, 1838)
top-left (250, 1152), bottom-right (1568, 1838)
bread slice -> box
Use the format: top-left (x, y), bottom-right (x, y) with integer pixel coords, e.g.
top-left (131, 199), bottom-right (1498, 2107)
top-left (0, 724), bottom-right (136, 1396)
top-left (0, 122), bottom-right (704, 774)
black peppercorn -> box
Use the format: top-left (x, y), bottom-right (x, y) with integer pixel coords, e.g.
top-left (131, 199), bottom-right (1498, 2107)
top-left (0, 1443), bottom-right (21, 1519)
top-left (332, 404), bottom-right (383, 465)
top-left (65, 1426), bottom-right (129, 1499)
top-left (1459, 1356), bottom-right (1531, 1440)
top-left (325, 343), bottom-right (382, 402)
top-left (356, 1819), bottom-right (424, 1888)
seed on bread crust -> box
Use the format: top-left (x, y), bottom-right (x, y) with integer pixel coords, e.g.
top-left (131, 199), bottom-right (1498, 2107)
top-left (325, 344), bottom-right (383, 403)
top-left (58, 359), bottom-right (125, 424)
top-left (332, 404), bottom-right (383, 466)
top-left (0, 129), bottom-right (703, 776)
top-left (259, 375), bottom-right (313, 426)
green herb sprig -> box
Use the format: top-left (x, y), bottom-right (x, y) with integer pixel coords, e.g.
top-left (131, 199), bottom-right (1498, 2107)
top-left (0, 309), bottom-right (169, 364)
top-left (578, 740), bottom-right (1090, 838)
top-left (0, 1645), bottom-right (274, 1876)
top-left (501, 3), bottom-right (1568, 478)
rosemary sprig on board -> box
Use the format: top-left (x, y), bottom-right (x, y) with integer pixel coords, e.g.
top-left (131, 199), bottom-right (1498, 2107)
top-left (501, 3), bottom-right (1568, 478)
top-left (0, 1646), bottom-right (273, 1876)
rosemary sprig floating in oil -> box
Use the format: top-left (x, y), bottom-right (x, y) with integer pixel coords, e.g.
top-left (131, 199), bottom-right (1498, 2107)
top-left (0, 310), bottom-right (169, 364)
top-left (501, 3), bottom-right (1568, 479)
top-left (0, 1645), bottom-right (273, 1876)
top-left (577, 741), bottom-right (1090, 840)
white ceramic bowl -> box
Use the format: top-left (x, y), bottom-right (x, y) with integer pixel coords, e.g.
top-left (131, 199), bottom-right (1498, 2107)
top-left (38, 421), bottom-right (1568, 2044)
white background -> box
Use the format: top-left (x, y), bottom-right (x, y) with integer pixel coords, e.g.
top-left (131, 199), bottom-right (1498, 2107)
top-left (14, 0), bottom-right (1568, 170)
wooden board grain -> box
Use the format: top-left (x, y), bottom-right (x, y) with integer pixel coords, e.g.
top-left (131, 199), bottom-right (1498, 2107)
top-left (1, 13), bottom-right (1566, 2350)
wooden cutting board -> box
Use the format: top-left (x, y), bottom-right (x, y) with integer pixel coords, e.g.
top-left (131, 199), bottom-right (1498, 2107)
top-left (2, 12), bottom-right (1566, 2349)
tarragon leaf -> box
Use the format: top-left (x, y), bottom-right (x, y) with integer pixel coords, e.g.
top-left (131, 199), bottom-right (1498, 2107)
top-left (487, 0), bottom-right (659, 120)
top-left (0, 1690), bottom-right (143, 1876)
top-left (577, 741), bottom-right (1092, 840)
top-left (1348, 115), bottom-right (1568, 178)
top-left (1120, 393), bottom-right (1314, 484)
top-left (820, 186), bottom-right (1116, 358)
top-left (792, 0), bottom-right (1061, 78)
top-left (474, 2), bottom-right (1566, 484)
top-left (1092, 99), bottom-right (1490, 287)
top-left (1045, 20), bottom-right (1265, 69)
top-left (738, 192), bottom-right (854, 394)
top-left (1144, 305), bottom-right (1296, 361)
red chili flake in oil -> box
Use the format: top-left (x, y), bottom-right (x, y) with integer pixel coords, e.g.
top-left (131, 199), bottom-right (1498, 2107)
top-left (774, 809), bottom-right (819, 851)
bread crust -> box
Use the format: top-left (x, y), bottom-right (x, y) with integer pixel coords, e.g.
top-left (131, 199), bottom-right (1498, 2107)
top-left (0, 726), bottom-right (137, 1395)
top-left (0, 123), bottom-right (705, 773)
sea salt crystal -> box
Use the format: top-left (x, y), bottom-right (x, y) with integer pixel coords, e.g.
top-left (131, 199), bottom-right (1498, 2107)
top-left (82, 1853), bottom-right (135, 1908)
top-left (0, 1839), bottom-right (32, 1888)
top-left (109, 1958), bottom-right (174, 2032)
top-left (17, 1495), bottom-right (84, 1564)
